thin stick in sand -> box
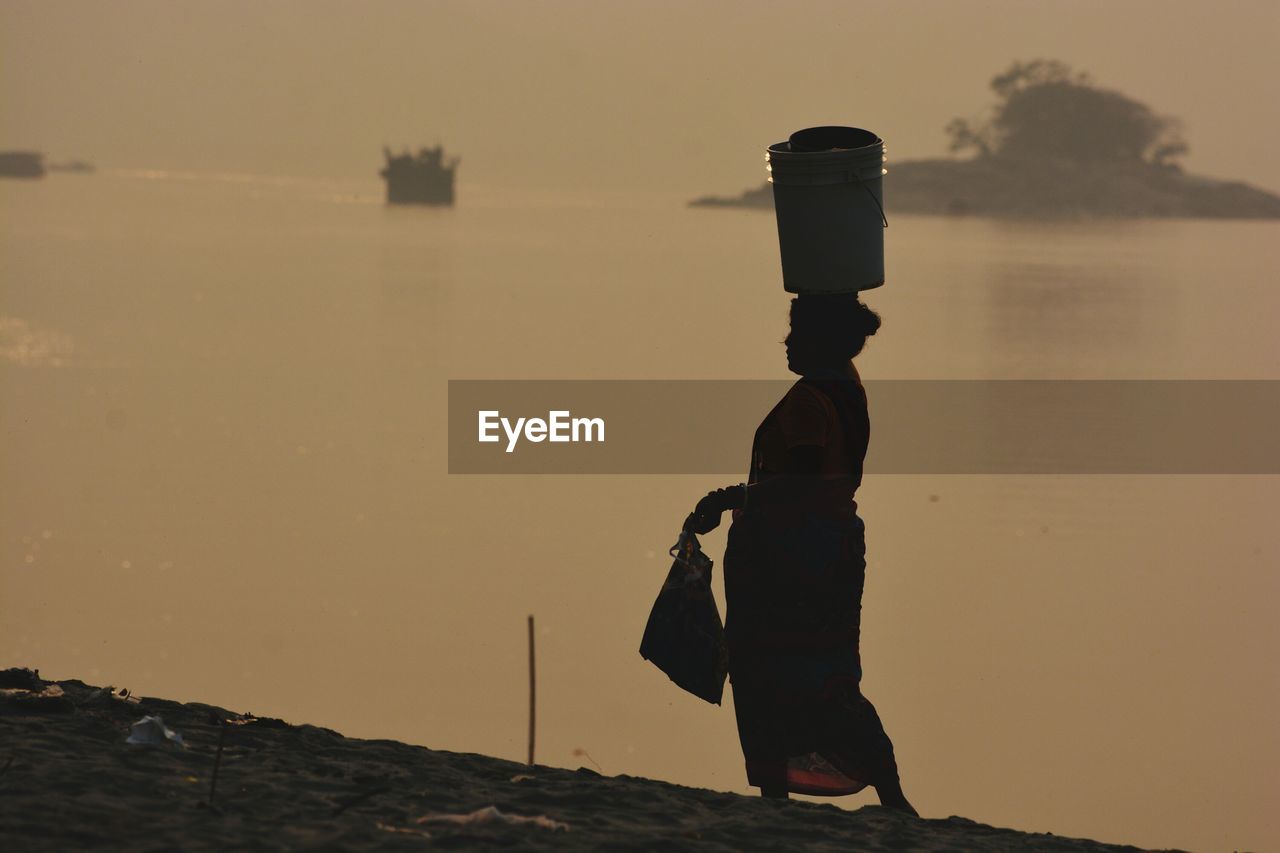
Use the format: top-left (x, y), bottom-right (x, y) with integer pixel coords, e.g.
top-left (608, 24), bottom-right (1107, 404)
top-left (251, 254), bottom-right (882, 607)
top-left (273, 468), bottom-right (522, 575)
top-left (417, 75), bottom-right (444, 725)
top-left (527, 614), bottom-right (536, 767)
top-left (208, 718), bottom-right (226, 805)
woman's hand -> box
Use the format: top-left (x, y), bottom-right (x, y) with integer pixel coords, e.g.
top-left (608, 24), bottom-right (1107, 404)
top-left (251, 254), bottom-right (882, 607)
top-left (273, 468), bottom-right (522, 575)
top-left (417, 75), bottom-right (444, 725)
top-left (685, 485), bottom-right (746, 534)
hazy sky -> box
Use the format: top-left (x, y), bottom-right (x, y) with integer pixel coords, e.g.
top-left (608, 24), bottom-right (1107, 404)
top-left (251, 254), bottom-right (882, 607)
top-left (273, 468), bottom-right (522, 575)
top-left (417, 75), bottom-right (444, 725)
top-left (3, 0), bottom-right (1278, 195)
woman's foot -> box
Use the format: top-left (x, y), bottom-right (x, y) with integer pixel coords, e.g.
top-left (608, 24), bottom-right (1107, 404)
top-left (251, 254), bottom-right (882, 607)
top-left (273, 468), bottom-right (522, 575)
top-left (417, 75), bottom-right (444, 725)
top-left (874, 780), bottom-right (918, 816)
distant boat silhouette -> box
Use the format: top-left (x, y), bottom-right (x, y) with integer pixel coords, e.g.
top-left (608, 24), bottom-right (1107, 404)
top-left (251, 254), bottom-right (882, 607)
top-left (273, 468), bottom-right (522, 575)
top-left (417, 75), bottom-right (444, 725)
top-left (380, 145), bottom-right (458, 206)
top-left (0, 151), bottom-right (45, 179)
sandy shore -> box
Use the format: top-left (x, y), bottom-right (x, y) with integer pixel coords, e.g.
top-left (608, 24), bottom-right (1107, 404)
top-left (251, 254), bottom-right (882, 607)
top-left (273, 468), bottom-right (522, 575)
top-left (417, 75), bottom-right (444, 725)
top-left (1, 669), bottom-right (1181, 852)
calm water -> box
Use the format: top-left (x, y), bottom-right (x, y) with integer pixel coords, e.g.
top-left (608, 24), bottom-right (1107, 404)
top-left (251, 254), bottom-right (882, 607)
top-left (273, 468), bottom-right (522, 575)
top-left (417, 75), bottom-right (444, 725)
top-left (3, 171), bottom-right (1277, 851)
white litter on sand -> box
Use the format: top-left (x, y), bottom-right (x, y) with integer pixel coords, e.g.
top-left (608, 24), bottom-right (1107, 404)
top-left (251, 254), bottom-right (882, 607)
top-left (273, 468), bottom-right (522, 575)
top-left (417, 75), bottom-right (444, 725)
top-left (125, 715), bottom-right (185, 748)
top-left (413, 805), bottom-right (570, 832)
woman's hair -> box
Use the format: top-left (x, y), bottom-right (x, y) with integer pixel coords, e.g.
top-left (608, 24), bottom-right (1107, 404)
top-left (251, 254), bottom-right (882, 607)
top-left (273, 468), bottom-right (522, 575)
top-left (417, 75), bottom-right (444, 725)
top-left (787, 293), bottom-right (882, 361)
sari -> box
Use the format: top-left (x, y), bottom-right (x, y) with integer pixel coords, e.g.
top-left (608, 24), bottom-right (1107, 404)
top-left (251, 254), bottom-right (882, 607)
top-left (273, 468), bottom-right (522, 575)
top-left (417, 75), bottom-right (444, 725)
top-left (723, 370), bottom-right (902, 795)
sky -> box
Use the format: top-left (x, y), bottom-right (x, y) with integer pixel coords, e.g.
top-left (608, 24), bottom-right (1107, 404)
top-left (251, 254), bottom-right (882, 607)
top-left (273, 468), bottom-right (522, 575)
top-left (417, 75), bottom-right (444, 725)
top-left (2, 0), bottom-right (1278, 196)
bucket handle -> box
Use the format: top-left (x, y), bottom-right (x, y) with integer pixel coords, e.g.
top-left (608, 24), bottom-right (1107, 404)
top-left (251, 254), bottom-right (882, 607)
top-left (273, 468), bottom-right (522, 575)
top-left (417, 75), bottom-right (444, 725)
top-left (849, 171), bottom-right (888, 228)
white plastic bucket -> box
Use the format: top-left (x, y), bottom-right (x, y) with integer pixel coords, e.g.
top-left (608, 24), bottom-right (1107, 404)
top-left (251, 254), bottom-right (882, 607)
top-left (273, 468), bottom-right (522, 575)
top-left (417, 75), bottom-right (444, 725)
top-left (767, 126), bottom-right (887, 294)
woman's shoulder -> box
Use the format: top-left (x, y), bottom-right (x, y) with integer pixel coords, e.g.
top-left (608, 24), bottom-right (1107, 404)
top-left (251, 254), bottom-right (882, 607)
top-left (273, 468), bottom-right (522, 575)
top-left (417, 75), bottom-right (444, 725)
top-left (794, 372), bottom-right (868, 422)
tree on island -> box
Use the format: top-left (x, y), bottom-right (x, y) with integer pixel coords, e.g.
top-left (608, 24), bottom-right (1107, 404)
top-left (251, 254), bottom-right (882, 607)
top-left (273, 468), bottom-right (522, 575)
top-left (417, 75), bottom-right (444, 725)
top-left (943, 59), bottom-right (1188, 169)
top-left (690, 58), bottom-right (1280, 217)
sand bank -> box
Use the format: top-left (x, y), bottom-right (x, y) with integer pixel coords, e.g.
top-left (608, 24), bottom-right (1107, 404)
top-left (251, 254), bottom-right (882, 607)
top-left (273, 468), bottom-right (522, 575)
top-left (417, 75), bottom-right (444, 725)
top-left (0, 669), bottom-right (1181, 851)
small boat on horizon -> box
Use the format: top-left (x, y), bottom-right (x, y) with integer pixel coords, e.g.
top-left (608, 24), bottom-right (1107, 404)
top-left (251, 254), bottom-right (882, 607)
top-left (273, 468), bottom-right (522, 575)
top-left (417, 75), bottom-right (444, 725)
top-left (0, 151), bottom-right (45, 179)
top-left (380, 145), bottom-right (458, 206)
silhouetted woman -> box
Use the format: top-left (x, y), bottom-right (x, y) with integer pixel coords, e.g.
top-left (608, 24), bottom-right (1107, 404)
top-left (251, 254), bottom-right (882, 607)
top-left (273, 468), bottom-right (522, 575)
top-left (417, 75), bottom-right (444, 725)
top-left (686, 293), bottom-right (915, 812)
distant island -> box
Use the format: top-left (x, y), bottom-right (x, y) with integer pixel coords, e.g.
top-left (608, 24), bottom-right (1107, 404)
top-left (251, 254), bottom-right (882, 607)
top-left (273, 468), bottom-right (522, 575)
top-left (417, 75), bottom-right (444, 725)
top-left (692, 60), bottom-right (1280, 219)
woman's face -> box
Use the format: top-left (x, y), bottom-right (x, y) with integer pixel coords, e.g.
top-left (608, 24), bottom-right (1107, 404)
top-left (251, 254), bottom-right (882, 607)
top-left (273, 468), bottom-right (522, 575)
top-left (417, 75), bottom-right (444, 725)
top-left (785, 334), bottom-right (817, 375)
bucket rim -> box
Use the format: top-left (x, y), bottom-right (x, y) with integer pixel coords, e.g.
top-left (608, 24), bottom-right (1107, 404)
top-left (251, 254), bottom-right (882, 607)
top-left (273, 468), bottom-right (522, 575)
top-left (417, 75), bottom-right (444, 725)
top-left (768, 139), bottom-right (883, 154)
top-left (766, 145), bottom-right (886, 185)
top-left (787, 125), bottom-right (882, 152)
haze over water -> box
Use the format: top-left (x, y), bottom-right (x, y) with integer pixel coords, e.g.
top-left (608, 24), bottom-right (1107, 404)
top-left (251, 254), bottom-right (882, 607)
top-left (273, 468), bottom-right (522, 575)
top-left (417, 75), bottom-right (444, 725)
top-left (3, 3), bottom-right (1279, 852)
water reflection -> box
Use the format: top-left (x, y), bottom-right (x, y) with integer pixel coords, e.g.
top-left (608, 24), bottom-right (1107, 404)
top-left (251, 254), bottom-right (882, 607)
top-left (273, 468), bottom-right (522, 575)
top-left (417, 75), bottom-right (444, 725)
top-left (984, 260), bottom-right (1163, 370)
top-left (0, 316), bottom-right (75, 367)
top-left (2, 174), bottom-right (1277, 853)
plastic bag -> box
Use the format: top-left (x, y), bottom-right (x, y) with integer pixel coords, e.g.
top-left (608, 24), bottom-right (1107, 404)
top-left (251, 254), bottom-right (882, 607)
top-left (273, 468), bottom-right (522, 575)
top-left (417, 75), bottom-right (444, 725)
top-left (126, 715), bottom-right (185, 747)
top-left (639, 526), bottom-right (728, 704)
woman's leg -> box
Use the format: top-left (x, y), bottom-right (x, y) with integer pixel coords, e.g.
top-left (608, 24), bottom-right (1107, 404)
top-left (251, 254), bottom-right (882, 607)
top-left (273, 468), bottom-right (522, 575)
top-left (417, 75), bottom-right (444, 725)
top-left (753, 757), bottom-right (790, 800)
top-left (761, 782), bottom-right (790, 800)
top-left (856, 696), bottom-right (916, 815)
top-left (873, 777), bottom-right (916, 815)
top-left (823, 680), bottom-right (918, 815)
top-left (733, 678), bottom-right (793, 799)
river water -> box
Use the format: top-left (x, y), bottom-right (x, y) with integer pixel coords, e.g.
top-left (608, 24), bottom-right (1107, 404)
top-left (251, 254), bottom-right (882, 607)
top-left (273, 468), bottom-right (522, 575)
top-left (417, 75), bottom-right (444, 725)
top-left (2, 171), bottom-right (1277, 851)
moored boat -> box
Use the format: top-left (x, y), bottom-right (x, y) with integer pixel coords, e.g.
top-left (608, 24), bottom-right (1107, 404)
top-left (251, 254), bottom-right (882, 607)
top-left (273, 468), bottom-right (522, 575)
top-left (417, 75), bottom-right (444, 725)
top-left (0, 151), bottom-right (45, 179)
top-left (380, 145), bottom-right (458, 206)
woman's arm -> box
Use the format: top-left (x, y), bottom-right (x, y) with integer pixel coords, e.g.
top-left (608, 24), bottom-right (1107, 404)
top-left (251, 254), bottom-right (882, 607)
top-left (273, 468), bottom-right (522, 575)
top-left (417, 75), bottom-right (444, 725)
top-left (685, 445), bottom-right (828, 533)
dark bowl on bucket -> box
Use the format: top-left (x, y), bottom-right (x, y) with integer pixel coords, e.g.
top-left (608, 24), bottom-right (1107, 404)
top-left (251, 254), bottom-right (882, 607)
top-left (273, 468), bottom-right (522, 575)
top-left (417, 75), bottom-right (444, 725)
top-left (787, 126), bottom-right (881, 153)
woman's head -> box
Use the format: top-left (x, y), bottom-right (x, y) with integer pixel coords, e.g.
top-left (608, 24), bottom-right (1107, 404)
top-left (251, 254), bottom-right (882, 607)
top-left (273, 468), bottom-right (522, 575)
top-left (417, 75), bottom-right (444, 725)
top-left (785, 294), bottom-right (881, 375)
